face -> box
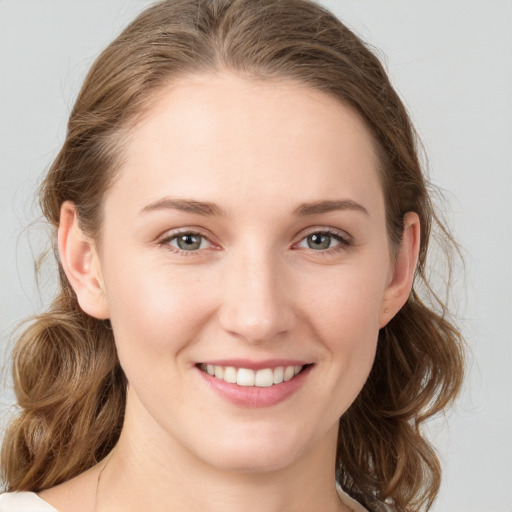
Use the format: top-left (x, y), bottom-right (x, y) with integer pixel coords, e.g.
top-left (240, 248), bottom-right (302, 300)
top-left (84, 73), bottom-right (401, 473)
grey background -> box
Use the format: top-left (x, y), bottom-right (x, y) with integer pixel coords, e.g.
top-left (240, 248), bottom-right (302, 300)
top-left (1, 1), bottom-right (511, 510)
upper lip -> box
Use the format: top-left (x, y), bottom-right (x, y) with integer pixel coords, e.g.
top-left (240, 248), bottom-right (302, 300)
top-left (197, 359), bottom-right (312, 371)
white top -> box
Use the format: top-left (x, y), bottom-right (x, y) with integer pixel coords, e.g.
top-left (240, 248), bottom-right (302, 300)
top-left (0, 487), bottom-right (371, 511)
top-left (0, 492), bottom-right (57, 511)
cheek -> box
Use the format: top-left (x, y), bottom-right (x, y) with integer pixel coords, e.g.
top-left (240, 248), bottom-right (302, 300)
top-left (300, 265), bottom-right (385, 387)
top-left (102, 255), bottom-right (218, 361)
top-left (302, 264), bottom-right (385, 339)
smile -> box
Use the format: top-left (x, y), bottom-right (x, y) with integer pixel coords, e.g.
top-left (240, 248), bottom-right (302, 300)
top-left (198, 363), bottom-right (304, 387)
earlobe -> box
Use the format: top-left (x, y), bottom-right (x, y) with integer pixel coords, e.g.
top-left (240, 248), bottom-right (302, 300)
top-left (379, 212), bottom-right (421, 328)
top-left (58, 201), bottom-right (110, 319)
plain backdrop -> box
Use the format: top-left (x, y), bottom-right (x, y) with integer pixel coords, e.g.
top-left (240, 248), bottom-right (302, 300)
top-left (1, 1), bottom-right (511, 510)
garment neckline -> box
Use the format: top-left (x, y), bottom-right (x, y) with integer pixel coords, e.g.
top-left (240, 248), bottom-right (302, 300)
top-left (2, 483), bottom-right (369, 512)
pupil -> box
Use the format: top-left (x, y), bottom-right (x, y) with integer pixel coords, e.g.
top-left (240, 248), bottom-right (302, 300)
top-left (308, 233), bottom-right (330, 250)
top-left (178, 234), bottom-right (201, 250)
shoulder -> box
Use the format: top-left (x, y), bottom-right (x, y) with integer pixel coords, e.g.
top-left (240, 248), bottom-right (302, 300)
top-left (0, 492), bottom-right (58, 512)
top-left (336, 484), bottom-right (370, 512)
top-left (336, 483), bottom-right (396, 512)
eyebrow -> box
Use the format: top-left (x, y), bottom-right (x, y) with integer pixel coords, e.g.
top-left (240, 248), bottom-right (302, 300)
top-left (293, 199), bottom-right (369, 217)
top-left (141, 198), bottom-right (227, 216)
top-left (140, 197), bottom-right (369, 217)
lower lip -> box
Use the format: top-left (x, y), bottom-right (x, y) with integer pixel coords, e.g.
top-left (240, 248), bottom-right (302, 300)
top-left (196, 365), bottom-right (313, 408)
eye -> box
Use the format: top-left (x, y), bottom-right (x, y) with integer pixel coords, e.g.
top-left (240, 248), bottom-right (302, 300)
top-left (161, 231), bottom-right (212, 252)
top-left (296, 229), bottom-right (351, 252)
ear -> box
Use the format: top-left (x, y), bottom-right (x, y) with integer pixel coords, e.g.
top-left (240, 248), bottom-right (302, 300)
top-left (379, 212), bottom-right (421, 328)
top-left (58, 201), bottom-right (110, 319)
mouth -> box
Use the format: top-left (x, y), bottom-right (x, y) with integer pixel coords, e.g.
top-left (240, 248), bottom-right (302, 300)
top-left (197, 363), bottom-right (312, 388)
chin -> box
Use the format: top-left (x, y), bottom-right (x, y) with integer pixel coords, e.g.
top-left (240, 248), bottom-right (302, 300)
top-left (191, 425), bottom-right (311, 474)
top-left (207, 447), bottom-right (297, 474)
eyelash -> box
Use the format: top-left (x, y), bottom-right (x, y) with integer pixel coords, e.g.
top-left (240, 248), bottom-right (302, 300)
top-left (158, 228), bottom-right (353, 257)
top-left (295, 228), bottom-right (353, 256)
top-left (158, 230), bottom-right (212, 257)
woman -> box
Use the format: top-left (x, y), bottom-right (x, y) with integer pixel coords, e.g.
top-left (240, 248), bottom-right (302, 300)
top-left (0, 0), bottom-right (464, 511)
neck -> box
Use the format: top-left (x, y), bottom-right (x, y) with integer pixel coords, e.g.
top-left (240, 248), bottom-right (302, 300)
top-left (96, 394), bottom-right (347, 512)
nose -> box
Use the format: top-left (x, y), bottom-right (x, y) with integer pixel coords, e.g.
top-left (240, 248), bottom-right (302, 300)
top-left (218, 245), bottom-right (296, 344)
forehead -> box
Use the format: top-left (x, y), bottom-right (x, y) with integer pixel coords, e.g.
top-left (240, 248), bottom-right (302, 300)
top-left (109, 73), bottom-right (383, 218)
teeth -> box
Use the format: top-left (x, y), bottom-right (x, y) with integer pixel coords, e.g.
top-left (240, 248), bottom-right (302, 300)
top-left (224, 366), bottom-right (237, 384)
top-left (254, 368), bottom-right (274, 387)
top-left (273, 366), bottom-right (284, 384)
top-left (283, 366), bottom-right (295, 382)
top-left (201, 364), bottom-right (305, 387)
top-left (237, 368), bottom-right (255, 387)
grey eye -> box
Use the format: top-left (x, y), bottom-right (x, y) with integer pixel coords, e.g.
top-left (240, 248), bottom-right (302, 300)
top-left (305, 233), bottom-right (336, 250)
top-left (171, 233), bottom-right (208, 251)
top-left (296, 230), bottom-right (349, 252)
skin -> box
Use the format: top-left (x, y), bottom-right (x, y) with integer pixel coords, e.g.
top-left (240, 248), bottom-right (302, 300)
top-left (41, 73), bottom-right (420, 512)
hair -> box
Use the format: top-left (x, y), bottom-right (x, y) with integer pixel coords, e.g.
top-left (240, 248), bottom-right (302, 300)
top-left (1, 1), bottom-right (464, 510)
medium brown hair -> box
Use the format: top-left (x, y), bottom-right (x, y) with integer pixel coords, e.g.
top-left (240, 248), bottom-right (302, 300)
top-left (1, 1), bottom-right (464, 510)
